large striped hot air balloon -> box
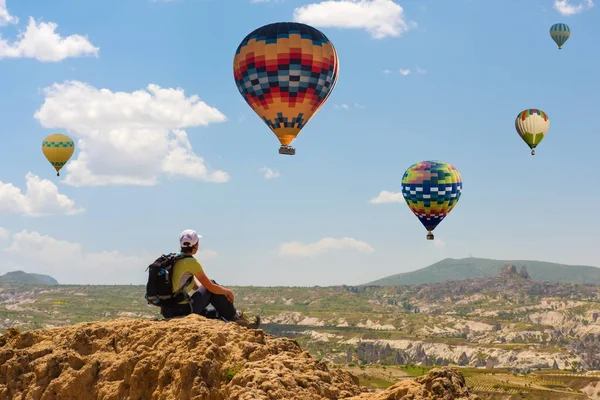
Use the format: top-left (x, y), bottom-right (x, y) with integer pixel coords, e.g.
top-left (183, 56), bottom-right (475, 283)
top-left (515, 109), bottom-right (550, 155)
top-left (401, 161), bottom-right (463, 240)
top-left (233, 22), bottom-right (340, 155)
top-left (42, 133), bottom-right (75, 176)
top-left (550, 23), bottom-right (570, 49)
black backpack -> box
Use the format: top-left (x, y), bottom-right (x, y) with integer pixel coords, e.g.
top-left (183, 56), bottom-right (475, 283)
top-left (145, 253), bottom-right (193, 307)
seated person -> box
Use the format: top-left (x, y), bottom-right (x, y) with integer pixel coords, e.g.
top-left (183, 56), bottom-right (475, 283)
top-left (161, 229), bottom-right (260, 329)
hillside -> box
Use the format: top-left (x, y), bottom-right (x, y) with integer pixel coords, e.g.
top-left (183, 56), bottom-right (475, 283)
top-left (0, 316), bottom-right (479, 400)
top-left (2, 269), bottom-right (600, 398)
top-left (365, 257), bottom-right (600, 286)
top-left (2, 272), bottom-right (600, 367)
top-left (0, 270), bottom-right (58, 285)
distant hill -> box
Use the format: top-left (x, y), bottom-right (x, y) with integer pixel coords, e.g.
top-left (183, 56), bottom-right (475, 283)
top-left (0, 271), bottom-right (58, 285)
top-left (365, 257), bottom-right (600, 286)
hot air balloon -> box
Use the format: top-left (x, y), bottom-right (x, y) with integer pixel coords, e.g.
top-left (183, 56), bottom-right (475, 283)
top-left (42, 133), bottom-right (75, 176)
top-left (515, 109), bottom-right (550, 155)
top-left (233, 22), bottom-right (339, 155)
top-left (401, 161), bottom-right (463, 240)
top-left (550, 23), bottom-right (570, 49)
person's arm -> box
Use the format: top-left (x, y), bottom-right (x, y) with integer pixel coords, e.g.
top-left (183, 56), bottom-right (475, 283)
top-left (194, 270), bottom-right (234, 303)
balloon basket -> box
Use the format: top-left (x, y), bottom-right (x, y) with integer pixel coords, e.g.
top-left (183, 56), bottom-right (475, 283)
top-left (426, 232), bottom-right (434, 240)
top-left (279, 146), bottom-right (296, 155)
top-left (531, 149), bottom-right (535, 155)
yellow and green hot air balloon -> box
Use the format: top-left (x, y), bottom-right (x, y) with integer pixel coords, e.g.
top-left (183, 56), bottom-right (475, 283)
top-left (42, 133), bottom-right (75, 176)
top-left (515, 109), bottom-right (550, 155)
top-left (233, 22), bottom-right (340, 155)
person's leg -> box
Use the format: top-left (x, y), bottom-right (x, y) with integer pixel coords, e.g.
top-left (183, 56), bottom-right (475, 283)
top-left (190, 286), bottom-right (212, 315)
top-left (160, 303), bottom-right (191, 319)
top-left (208, 291), bottom-right (238, 321)
top-left (206, 280), bottom-right (260, 328)
top-left (190, 280), bottom-right (238, 320)
top-left (190, 280), bottom-right (260, 328)
top-left (196, 280), bottom-right (236, 320)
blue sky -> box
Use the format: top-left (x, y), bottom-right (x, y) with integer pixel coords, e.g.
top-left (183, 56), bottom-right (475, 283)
top-left (0, 0), bottom-right (598, 286)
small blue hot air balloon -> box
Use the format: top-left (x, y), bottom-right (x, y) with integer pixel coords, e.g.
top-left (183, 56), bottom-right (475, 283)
top-left (550, 23), bottom-right (570, 49)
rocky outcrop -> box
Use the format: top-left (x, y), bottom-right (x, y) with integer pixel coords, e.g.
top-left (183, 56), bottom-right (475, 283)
top-left (500, 264), bottom-right (531, 280)
top-left (352, 368), bottom-right (480, 400)
top-left (501, 264), bottom-right (518, 276)
top-left (519, 266), bottom-right (531, 280)
top-left (485, 357), bottom-right (497, 369)
top-left (0, 316), bottom-right (480, 400)
top-left (0, 316), bottom-right (362, 400)
top-left (457, 352), bottom-right (469, 366)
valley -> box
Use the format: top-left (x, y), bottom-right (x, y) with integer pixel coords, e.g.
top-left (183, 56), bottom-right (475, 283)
top-left (2, 263), bottom-right (600, 399)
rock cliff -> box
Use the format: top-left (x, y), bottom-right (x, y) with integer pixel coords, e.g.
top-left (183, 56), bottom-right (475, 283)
top-left (0, 315), bottom-right (479, 400)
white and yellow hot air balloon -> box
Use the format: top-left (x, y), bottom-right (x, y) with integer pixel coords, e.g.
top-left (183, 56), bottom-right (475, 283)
top-left (514, 109), bottom-right (550, 155)
top-left (42, 133), bottom-right (75, 176)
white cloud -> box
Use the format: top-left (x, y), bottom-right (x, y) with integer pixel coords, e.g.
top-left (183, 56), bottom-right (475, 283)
top-left (34, 81), bottom-right (229, 187)
top-left (0, 227), bottom-right (9, 241)
top-left (3, 230), bottom-right (146, 284)
top-left (554, 0), bottom-right (594, 15)
top-left (433, 239), bottom-right (446, 249)
top-left (259, 167), bottom-right (281, 179)
top-left (386, 67), bottom-right (426, 76)
top-left (369, 190), bottom-right (403, 204)
top-left (0, 17), bottom-right (98, 62)
top-left (0, 172), bottom-right (83, 216)
top-left (279, 237), bottom-right (374, 258)
top-left (0, 0), bottom-right (17, 26)
top-left (293, 0), bottom-right (413, 39)
top-left (1, 229), bottom-right (218, 284)
top-left (335, 103), bottom-right (365, 110)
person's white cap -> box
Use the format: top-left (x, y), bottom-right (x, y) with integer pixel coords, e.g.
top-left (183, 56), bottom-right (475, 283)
top-left (179, 229), bottom-right (201, 247)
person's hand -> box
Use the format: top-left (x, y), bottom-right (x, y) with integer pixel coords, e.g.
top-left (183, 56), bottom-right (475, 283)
top-left (224, 289), bottom-right (234, 304)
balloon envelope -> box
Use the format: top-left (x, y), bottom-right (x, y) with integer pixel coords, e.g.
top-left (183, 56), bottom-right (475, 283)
top-left (515, 109), bottom-right (549, 154)
top-left (233, 22), bottom-right (339, 148)
top-left (401, 161), bottom-right (463, 237)
top-left (550, 23), bottom-right (570, 49)
top-left (42, 133), bottom-right (75, 176)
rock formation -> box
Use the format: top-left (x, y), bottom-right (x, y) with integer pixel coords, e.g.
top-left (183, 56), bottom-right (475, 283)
top-left (501, 264), bottom-right (518, 276)
top-left (519, 266), bottom-right (531, 280)
top-left (0, 315), bottom-right (481, 400)
top-left (485, 357), bottom-right (497, 369)
top-left (457, 352), bottom-right (469, 366)
top-left (352, 368), bottom-right (480, 400)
